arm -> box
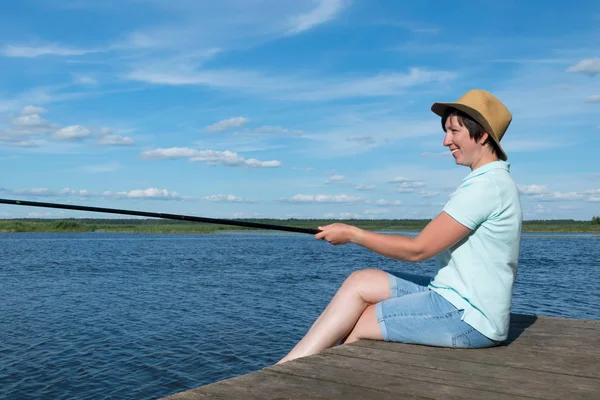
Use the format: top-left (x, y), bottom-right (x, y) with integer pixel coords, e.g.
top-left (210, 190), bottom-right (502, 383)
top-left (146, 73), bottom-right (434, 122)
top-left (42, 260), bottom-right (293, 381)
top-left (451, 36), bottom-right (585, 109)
top-left (316, 211), bottom-right (471, 262)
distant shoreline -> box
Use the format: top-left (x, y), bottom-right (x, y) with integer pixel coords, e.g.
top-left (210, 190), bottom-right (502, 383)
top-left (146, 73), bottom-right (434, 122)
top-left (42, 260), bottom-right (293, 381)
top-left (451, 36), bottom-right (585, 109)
top-left (1, 218), bottom-right (598, 234)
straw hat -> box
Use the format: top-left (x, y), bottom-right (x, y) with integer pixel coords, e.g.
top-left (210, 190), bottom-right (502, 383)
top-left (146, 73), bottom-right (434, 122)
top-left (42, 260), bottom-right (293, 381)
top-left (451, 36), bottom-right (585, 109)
top-left (431, 89), bottom-right (512, 161)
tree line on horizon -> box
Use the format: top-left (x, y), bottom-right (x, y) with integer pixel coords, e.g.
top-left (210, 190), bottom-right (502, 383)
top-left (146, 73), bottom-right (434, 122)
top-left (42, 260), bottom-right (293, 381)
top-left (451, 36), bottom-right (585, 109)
top-left (1, 217), bottom-right (599, 224)
top-left (1, 216), bottom-right (599, 234)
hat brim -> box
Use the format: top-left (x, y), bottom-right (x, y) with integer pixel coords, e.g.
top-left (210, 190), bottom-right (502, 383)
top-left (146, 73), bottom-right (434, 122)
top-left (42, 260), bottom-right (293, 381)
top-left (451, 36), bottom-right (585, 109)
top-left (431, 102), bottom-right (507, 161)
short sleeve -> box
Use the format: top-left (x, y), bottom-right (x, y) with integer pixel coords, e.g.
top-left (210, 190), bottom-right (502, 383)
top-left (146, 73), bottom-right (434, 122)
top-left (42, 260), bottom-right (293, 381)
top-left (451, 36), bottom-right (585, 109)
top-left (443, 180), bottom-right (498, 230)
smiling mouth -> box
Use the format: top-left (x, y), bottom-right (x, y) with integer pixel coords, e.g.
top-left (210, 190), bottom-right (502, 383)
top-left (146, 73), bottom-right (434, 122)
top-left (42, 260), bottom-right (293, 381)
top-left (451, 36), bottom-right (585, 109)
top-left (451, 149), bottom-right (459, 154)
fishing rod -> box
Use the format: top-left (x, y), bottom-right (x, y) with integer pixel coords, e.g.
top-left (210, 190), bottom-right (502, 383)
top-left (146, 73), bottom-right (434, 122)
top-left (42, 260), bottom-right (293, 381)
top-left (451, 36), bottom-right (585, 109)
top-left (0, 198), bottom-right (320, 235)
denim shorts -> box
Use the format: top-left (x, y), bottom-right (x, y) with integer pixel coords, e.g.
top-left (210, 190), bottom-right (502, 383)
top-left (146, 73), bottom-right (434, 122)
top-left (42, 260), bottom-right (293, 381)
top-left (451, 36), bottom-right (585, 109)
top-left (375, 272), bottom-right (499, 348)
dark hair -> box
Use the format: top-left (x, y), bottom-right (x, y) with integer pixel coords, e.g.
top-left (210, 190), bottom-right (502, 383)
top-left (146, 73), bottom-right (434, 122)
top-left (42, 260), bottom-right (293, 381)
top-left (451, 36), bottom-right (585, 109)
top-left (441, 107), bottom-right (501, 158)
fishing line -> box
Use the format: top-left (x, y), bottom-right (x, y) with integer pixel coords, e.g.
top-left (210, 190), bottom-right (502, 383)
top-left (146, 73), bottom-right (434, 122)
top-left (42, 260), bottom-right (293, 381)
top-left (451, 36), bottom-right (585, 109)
top-left (0, 198), bottom-right (320, 235)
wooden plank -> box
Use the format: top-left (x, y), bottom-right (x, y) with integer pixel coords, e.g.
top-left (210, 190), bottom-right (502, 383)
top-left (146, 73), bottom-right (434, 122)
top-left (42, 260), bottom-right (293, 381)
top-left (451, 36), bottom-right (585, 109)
top-left (508, 318), bottom-right (599, 336)
top-left (161, 315), bottom-right (600, 399)
top-left (502, 339), bottom-right (600, 357)
top-left (324, 344), bottom-right (600, 398)
top-left (163, 369), bottom-right (422, 400)
top-left (510, 314), bottom-right (600, 327)
top-left (296, 352), bottom-right (569, 400)
top-left (509, 321), bottom-right (600, 338)
top-left (508, 323), bottom-right (600, 339)
top-left (266, 354), bottom-right (533, 400)
top-left (506, 329), bottom-right (600, 346)
top-left (164, 390), bottom-right (216, 399)
top-left (351, 341), bottom-right (600, 378)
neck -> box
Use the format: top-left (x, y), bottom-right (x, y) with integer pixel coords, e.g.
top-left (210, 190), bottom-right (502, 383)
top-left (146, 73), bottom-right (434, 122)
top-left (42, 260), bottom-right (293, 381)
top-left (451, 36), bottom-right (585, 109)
top-left (470, 153), bottom-right (499, 171)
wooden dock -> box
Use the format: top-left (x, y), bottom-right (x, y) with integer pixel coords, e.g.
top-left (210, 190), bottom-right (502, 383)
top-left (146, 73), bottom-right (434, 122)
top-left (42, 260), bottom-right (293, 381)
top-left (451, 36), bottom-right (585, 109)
top-left (163, 314), bottom-right (599, 399)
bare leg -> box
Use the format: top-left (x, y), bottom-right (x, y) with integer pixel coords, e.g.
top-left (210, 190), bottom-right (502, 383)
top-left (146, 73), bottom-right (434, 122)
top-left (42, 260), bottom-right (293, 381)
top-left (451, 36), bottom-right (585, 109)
top-left (342, 304), bottom-right (382, 344)
top-left (277, 269), bottom-right (390, 364)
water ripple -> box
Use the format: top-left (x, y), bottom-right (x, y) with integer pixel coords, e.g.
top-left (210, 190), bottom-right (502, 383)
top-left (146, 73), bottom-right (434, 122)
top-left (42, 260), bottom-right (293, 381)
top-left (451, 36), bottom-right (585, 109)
top-left (0, 232), bottom-right (598, 399)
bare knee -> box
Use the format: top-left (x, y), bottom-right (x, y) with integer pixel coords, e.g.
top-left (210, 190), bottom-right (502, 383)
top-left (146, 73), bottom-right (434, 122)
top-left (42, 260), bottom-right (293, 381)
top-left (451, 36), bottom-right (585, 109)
top-left (342, 269), bottom-right (390, 304)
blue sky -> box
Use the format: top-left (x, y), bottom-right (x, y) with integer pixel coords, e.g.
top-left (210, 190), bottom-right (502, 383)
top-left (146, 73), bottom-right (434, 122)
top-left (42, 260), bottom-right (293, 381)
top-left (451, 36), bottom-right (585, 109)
top-left (1, 0), bottom-right (599, 221)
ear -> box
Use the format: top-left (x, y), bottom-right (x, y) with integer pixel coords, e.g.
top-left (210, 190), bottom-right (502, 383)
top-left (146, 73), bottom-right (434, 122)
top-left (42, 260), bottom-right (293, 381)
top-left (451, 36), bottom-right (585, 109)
top-left (478, 132), bottom-right (489, 145)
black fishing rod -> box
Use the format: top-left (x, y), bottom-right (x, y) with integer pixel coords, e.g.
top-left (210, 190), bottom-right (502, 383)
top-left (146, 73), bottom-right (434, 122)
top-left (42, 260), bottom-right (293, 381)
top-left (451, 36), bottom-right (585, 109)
top-left (0, 198), bottom-right (320, 235)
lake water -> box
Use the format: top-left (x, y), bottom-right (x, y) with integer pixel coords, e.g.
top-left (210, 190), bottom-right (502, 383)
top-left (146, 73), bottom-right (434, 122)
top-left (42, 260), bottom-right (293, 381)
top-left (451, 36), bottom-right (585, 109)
top-left (1, 231), bottom-right (599, 399)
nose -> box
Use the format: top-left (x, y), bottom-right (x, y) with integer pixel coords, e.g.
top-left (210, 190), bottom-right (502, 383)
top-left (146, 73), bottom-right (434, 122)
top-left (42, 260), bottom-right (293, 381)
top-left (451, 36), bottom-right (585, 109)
top-left (443, 130), bottom-right (452, 147)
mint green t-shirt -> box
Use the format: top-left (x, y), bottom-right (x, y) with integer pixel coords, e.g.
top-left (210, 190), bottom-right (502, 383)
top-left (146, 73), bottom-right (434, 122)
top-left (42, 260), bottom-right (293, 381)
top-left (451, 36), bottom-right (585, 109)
top-left (429, 161), bottom-right (523, 341)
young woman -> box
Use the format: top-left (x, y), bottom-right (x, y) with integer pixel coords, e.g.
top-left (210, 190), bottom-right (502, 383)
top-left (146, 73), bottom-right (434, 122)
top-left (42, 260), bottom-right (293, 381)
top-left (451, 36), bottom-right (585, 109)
top-left (278, 89), bottom-right (523, 364)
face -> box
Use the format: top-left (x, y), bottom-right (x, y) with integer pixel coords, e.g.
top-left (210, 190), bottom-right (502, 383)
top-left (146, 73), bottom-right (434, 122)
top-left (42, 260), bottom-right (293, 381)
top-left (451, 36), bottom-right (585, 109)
top-left (443, 115), bottom-right (488, 170)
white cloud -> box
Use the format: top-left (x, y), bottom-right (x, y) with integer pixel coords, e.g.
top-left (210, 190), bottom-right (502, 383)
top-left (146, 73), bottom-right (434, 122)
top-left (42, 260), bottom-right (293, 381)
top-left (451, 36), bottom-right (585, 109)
top-left (104, 188), bottom-right (187, 200)
top-left (396, 181), bottom-right (426, 192)
top-left (364, 208), bottom-right (389, 215)
top-left (8, 139), bottom-right (45, 147)
top-left (566, 58), bottom-right (600, 76)
top-left (388, 177), bottom-right (426, 193)
top-left (583, 95), bottom-right (600, 103)
top-left (141, 147), bottom-right (199, 160)
top-left (74, 75), bottom-right (98, 85)
top-left (96, 134), bottom-right (135, 146)
top-left (4, 186), bottom-right (192, 201)
top-left (363, 208), bottom-right (390, 216)
top-left (287, 0), bottom-right (346, 34)
top-left (355, 184), bottom-right (376, 191)
top-left (9, 113), bottom-right (55, 135)
top-left (418, 190), bottom-right (439, 198)
top-left (127, 68), bottom-right (276, 88)
top-left (59, 188), bottom-right (90, 196)
top-left (584, 189), bottom-right (600, 202)
top-left (14, 188), bottom-right (51, 196)
top-left (12, 114), bottom-right (47, 127)
top-left (190, 152), bottom-right (281, 168)
top-left (539, 192), bottom-right (585, 201)
top-left (2, 44), bottom-right (98, 58)
top-left (520, 185), bottom-right (600, 203)
top-left (388, 176), bottom-right (412, 183)
top-left (519, 184), bottom-right (549, 195)
top-left (52, 125), bottom-right (90, 141)
top-left (27, 211), bottom-right (56, 218)
top-left (323, 211), bottom-right (362, 219)
top-left (204, 117), bottom-right (248, 132)
top-left (9, 187), bottom-right (88, 197)
top-left (202, 194), bottom-right (252, 203)
top-left (127, 67), bottom-right (456, 101)
top-left (0, 86), bottom-right (98, 113)
top-left (113, 0), bottom-right (348, 53)
top-left (374, 199), bottom-right (402, 206)
top-left (21, 105), bottom-right (47, 115)
top-left (140, 147), bottom-right (282, 168)
top-left (281, 194), bottom-right (362, 203)
top-left (292, 68), bottom-right (457, 100)
top-left (325, 175), bottom-right (347, 184)
top-left (518, 184), bottom-right (600, 202)
top-left (231, 212), bottom-right (263, 218)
